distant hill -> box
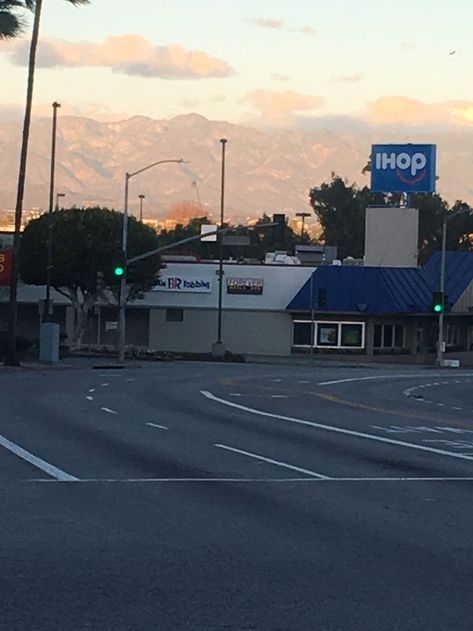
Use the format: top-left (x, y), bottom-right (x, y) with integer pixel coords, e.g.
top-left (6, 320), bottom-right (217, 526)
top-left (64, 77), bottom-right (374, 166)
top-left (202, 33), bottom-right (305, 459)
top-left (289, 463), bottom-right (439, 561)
top-left (0, 113), bottom-right (472, 222)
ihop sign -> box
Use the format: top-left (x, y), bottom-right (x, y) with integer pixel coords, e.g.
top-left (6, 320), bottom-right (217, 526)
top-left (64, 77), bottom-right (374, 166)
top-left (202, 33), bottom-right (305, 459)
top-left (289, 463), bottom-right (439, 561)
top-left (371, 144), bottom-right (436, 193)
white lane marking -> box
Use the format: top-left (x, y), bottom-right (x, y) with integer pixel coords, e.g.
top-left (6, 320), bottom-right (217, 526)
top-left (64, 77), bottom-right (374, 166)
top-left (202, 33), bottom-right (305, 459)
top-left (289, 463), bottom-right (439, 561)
top-left (85, 396), bottom-right (94, 401)
top-left (437, 403), bottom-right (445, 407)
top-left (317, 373), bottom-right (473, 386)
top-left (230, 393), bottom-right (242, 397)
top-left (88, 388), bottom-right (95, 393)
top-left (299, 380), bottom-right (310, 384)
top-left (101, 407), bottom-right (117, 415)
top-left (33, 477), bottom-right (473, 484)
top-left (202, 391), bottom-right (473, 463)
top-left (215, 443), bottom-right (329, 479)
top-left (271, 395), bottom-right (289, 399)
top-left (0, 433), bottom-right (78, 482)
top-left (126, 378), bottom-right (136, 382)
top-left (453, 406), bottom-right (464, 411)
top-left (101, 383), bottom-right (109, 387)
top-left (273, 379), bottom-right (282, 382)
top-left (146, 422), bottom-right (169, 431)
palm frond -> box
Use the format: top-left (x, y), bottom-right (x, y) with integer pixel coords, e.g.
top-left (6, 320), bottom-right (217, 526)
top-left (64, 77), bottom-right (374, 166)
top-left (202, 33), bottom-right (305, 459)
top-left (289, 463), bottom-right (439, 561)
top-left (0, 0), bottom-right (25, 39)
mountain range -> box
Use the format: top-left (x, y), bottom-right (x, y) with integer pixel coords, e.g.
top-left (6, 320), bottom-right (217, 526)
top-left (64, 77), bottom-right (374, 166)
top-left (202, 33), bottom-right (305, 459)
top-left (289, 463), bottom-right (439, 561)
top-left (0, 113), bottom-right (472, 223)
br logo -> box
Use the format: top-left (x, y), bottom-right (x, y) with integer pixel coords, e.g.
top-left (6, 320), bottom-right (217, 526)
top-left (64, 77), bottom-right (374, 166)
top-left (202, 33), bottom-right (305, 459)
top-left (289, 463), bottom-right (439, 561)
top-left (375, 151), bottom-right (427, 185)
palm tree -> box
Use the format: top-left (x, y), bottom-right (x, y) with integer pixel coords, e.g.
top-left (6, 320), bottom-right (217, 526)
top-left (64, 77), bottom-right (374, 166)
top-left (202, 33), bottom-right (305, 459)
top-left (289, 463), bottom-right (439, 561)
top-left (4, 0), bottom-right (89, 365)
top-left (0, 0), bottom-right (29, 39)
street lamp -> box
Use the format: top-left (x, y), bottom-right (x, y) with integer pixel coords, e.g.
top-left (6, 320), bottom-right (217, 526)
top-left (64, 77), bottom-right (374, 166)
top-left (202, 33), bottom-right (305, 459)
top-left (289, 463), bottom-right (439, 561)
top-left (296, 211), bottom-right (311, 238)
top-left (118, 158), bottom-right (187, 362)
top-left (55, 192), bottom-right (65, 211)
top-left (138, 194), bottom-right (145, 222)
top-left (437, 207), bottom-right (473, 366)
top-left (213, 138), bottom-right (227, 356)
top-left (45, 101), bottom-right (61, 321)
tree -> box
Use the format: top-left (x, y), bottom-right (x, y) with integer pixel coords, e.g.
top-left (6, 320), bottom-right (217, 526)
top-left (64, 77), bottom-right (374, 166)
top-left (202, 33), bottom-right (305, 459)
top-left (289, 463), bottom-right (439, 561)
top-left (0, 0), bottom-right (29, 38)
top-left (309, 175), bottom-right (385, 259)
top-left (19, 207), bottom-right (161, 348)
top-left (6, 0), bottom-right (90, 366)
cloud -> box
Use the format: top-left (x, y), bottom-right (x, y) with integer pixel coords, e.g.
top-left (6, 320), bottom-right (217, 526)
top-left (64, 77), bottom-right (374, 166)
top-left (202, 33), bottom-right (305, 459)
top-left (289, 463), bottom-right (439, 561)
top-left (271, 73), bottom-right (290, 82)
top-left (291, 25), bottom-right (316, 35)
top-left (247, 17), bottom-right (285, 29)
top-left (6, 34), bottom-right (234, 79)
top-left (400, 41), bottom-right (416, 50)
top-left (332, 72), bottom-right (363, 83)
top-left (366, 96), bottom-right (473, 126)
top-left (244, 89), bottom-right (323, 116)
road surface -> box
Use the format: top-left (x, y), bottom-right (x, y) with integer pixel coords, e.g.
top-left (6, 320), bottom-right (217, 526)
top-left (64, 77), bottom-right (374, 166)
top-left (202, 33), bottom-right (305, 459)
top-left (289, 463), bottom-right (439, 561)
top-left (1, 361), bottom-right (473, 630)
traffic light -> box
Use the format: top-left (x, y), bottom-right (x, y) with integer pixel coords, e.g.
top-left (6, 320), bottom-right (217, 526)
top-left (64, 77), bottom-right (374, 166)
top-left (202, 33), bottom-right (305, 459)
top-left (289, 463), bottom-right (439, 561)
top-left (432, 291), bottom-right (444, 313)
top-left (272, 214), bottom-right (286, 243)
top-left (113, 253), bottom-right (126, 277)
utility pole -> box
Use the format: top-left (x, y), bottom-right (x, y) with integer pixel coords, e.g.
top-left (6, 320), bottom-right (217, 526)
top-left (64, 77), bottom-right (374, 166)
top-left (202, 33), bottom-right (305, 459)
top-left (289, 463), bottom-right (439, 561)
top-left (214, 138), bottom-right (227, 356)
top-left (138, 194), bottom-right (145, 222)
top-left (45, 101), bottom-right (61, 321)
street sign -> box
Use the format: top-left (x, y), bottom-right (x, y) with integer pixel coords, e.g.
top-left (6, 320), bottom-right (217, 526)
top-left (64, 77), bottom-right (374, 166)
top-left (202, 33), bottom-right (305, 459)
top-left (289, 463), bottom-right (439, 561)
top-left (200, 224), bottom-right (218, 242)
top-left (0, 250), bottom-right (12, 286)
top-left (371, 144), bottom-right (436, 193)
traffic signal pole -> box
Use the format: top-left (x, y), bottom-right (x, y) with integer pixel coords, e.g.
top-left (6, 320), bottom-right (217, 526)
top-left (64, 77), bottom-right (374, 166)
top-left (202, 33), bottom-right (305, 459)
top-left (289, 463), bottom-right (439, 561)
top-left (118, 173), bottom-right (129, 363)
top-left (436, 212), bottom-right (447, 366)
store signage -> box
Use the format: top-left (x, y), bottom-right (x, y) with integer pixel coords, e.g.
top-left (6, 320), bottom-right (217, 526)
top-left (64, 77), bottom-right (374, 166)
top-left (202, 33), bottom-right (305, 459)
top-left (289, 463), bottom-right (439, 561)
top-left (154, 273), bottom-right (212, 293)
top-left (0, 250), bottom-right (12, 286)
top-left (371, 144), bottom-right (436, 193)
top-left (227, 277), bottom-right (264, 295)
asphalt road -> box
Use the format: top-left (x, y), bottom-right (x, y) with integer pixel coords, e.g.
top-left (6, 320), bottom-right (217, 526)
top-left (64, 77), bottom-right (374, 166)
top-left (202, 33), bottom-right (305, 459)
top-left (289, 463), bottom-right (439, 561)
top-left (1, 360), bottom-right (473, 630)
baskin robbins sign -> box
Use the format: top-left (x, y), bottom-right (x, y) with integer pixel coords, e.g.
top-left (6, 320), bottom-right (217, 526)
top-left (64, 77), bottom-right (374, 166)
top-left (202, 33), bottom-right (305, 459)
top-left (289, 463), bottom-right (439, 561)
top-left (153, 272), bottom-right (212, 293)
top-left (371, 144), bottom-right (436, 193)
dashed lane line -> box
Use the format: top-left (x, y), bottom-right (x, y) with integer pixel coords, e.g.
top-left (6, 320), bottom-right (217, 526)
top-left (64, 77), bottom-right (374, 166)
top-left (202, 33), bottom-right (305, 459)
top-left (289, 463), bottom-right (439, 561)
top-left (101, 407), bottom-right (117, 415)
top-left (146, 422), bottom-right (169, 431)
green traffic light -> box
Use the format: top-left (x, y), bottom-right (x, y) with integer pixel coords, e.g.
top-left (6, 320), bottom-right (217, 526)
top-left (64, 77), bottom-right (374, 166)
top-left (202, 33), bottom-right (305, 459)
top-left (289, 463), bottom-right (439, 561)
top-left (434, 304), bottom-right (443, 313)
top-left (114, 266), bottom-right (125, 277)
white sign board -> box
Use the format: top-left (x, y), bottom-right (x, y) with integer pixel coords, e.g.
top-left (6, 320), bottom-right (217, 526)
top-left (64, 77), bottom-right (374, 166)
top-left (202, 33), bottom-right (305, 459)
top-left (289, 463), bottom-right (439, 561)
top-left (200, 224), bottom-right (218, 242)
top-left (153, 273), bottom-right (212, 293)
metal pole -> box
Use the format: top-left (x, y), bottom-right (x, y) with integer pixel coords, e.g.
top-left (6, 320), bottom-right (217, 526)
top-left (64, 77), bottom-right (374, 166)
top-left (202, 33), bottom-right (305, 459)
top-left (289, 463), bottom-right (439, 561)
top-left (45, 101), bottom-right (60, 321)
top-left (216, 138), bottom-right (227, 346)
top-left (118, 173), bottom-right (129, 362)
top-left (437, 212), bottom-right (447, 366)
top-left (138, 194), bottom-right (145, 222)
top-left (310, 271), bottom-right (315, 355)
top-left (55, 192), bottom-right (65, 211)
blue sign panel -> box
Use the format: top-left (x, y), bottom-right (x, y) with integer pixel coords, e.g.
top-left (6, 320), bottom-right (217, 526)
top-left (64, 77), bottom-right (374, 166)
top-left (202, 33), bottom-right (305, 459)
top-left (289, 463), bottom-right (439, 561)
top-left (371, 144), bottom-right (436, 193)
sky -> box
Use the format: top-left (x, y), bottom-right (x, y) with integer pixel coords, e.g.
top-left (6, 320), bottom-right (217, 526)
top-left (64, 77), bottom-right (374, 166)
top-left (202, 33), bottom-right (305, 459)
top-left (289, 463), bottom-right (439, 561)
top-left (1, 0), bottom-right (473, 129)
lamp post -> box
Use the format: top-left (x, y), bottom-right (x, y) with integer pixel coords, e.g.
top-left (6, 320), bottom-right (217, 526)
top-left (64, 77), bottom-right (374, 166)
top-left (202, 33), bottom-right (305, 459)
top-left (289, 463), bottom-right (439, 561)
top-left (55, 192), bottom-right (65, 211)
top-left (296, 211), bottom-right (311, 238)
top-left (138, 194), bottom-right (145, 222)
top-left (118, 158), bottom-right (186, 362)
top-left (45, 101), bottom-right (61, 321)
top-left (214, 138), bottom-right (227, 356)
top-left (436, 207), bottom-right (473, 365)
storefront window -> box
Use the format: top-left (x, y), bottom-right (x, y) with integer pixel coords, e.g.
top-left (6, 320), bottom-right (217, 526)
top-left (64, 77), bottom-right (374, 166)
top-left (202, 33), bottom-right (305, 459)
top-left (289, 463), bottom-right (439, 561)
top-left (341, 324), bottom-right (363, 347)
top-left (374, 323), bottom-right (405, 348)
top-left (317, 323), bottom-right (339, 347)
top-left (293, 321), bottom-right (312, 346)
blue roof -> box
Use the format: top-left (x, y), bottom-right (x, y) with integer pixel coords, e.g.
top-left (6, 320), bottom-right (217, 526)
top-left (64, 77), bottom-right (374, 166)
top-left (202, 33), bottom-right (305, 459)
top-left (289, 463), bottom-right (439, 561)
top-left (287, 266), bottom-right (436, 314)
top-left (423, 251), bottom-right (473, 305)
